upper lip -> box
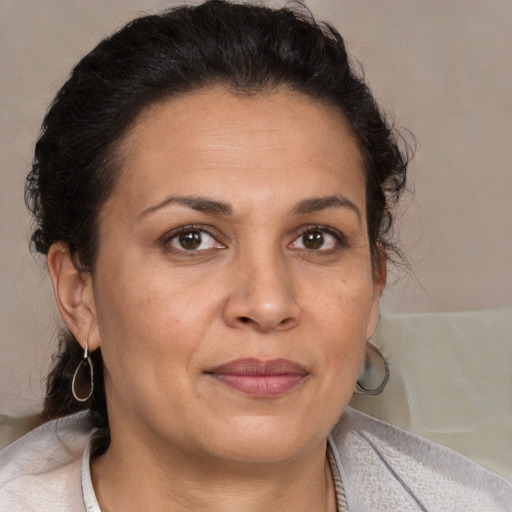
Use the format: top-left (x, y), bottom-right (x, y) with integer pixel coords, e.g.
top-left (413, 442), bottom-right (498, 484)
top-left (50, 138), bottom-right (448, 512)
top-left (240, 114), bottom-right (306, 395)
top-left (207, 358), bottom-right (308, 376)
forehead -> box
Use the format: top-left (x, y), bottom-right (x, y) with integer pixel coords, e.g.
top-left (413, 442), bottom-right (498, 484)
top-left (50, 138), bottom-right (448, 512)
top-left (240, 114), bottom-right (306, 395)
top-left (110, 87), bottom-right (366, 215)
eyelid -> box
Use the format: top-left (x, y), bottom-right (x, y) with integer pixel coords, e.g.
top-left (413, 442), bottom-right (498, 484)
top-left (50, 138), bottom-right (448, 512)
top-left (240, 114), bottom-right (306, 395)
top-left (289, 225), bottom-right (348, 251)
top-left (161, 224), bottom-right (226, 252)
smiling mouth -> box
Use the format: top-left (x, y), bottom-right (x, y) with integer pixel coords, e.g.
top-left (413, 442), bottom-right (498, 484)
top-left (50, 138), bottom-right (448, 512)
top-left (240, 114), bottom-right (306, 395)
top-left (206, 358), bottom-right (309, 398)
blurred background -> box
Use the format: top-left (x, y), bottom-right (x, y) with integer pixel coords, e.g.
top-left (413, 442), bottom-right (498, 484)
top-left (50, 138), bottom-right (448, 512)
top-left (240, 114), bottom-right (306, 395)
top-left (1, 0), bottom-right (511, 413)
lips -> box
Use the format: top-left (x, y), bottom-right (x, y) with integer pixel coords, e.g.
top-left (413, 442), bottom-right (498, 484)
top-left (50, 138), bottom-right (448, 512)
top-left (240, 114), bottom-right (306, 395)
top-left (206, 358), bottom-right (308, 398)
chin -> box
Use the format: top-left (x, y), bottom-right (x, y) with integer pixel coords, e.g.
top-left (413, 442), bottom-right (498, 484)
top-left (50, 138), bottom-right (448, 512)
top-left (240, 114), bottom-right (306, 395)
top-left (203, 414), bottom-right (330, 466)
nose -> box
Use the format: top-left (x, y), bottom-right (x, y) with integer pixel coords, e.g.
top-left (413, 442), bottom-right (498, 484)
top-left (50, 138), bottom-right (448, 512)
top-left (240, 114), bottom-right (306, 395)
top-left (223, 249), bottom-right (300, 333)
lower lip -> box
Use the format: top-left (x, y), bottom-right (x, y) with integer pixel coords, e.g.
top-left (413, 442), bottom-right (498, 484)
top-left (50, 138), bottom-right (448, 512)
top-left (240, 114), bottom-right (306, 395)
top-left (209, 374), bottom-right (306, 398)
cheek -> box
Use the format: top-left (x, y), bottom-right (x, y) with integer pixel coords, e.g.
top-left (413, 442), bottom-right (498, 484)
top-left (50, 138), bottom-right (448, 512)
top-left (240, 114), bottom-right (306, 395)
top-left (314, 268), bottom-right (375, 334)
top-left (92, 276), bottom-right (199, 420)
top-left (309, 271), bottom-right (374, 379)
top-left (92, 254), bottom-right (227, 379)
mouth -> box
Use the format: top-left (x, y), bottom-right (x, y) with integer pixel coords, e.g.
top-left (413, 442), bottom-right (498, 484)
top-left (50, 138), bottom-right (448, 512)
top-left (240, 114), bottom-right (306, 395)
top-left (205, 358), bottom-right (309, 398)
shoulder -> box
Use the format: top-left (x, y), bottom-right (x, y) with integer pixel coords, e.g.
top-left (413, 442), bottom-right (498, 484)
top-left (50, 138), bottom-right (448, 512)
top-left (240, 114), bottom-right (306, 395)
top-left (0, 411), bottom-right (94, 512)
top-left (330, 407), bottom-right (512, 512)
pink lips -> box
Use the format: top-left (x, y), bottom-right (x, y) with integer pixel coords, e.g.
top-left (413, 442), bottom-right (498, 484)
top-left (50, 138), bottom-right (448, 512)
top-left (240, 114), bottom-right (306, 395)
top-left (207, 358), bottom-right (308, 398)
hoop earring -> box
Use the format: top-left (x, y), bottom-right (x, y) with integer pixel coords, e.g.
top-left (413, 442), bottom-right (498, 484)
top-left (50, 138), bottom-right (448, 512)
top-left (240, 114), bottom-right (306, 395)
top-left (354, 341), bottom-right (389, 395)
top-left (72, 339), bottom-right (94, 402)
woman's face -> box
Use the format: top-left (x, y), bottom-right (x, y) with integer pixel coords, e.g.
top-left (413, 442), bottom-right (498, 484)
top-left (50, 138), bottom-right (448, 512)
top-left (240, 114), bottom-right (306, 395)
top-left (89, 88), bottom-right (384, 465)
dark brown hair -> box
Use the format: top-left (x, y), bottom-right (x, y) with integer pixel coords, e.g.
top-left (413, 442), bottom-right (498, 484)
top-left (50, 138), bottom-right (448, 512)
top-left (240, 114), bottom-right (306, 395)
top-left (26, 0), bottom-right (409, 454)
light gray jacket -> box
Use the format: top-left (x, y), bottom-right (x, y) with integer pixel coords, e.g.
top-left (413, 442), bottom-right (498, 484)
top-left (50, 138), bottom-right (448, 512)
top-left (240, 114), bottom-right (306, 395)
top-left (1, 408), bottom-right (511, 511)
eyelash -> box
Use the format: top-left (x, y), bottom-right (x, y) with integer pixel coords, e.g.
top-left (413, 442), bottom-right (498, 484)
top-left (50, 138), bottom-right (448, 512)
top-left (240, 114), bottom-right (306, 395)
top-left (161, 224), bottom-right (347, 255)
top-left (162, 224), bottom-right (224, 255)
top-left (290, 225), bottom-right (347, 254)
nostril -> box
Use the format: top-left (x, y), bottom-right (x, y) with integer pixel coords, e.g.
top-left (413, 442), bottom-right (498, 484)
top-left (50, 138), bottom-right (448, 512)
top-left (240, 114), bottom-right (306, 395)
top-left (239, 317), bottom-right (251, 323)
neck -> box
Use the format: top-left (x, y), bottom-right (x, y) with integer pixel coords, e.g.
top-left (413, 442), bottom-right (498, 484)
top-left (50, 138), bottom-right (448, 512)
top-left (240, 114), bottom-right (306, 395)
top-left (91, 428), bottom-right (337, 512)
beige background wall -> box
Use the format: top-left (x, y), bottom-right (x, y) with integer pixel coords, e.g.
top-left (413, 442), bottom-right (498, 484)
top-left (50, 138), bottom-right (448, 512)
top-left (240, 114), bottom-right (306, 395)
top-left (1, 0), bottom-right (511, 413)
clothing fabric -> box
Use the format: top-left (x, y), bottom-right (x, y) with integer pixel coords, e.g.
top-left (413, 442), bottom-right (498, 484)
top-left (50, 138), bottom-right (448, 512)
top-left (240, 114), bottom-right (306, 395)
top-left (1, 407), bottom-right (511, 511)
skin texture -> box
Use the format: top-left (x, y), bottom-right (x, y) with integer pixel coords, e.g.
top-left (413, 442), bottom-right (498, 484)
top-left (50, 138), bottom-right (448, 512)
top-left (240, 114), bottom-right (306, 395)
top-left (48, 88), bottom-right (385, 512)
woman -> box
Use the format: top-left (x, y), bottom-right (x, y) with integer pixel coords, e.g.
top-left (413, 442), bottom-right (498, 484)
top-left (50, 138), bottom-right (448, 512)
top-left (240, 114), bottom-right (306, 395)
top-left (1, 1), bottom-right (510, 510)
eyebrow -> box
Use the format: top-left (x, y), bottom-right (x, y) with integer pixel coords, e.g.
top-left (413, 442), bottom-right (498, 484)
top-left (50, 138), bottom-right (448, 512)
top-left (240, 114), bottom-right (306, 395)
top-left (138, 193), bottom-right (361, 222)
top-left (292, 195), bottom-right (362, 222)
top-left (138, 195), bottom-right (233, 219)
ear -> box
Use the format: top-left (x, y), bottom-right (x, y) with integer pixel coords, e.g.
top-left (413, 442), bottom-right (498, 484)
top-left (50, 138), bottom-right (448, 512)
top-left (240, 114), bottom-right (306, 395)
top-left (365, 246), bottom-right (387, 340)
top-left (47, 242), bottom-right (100, 352)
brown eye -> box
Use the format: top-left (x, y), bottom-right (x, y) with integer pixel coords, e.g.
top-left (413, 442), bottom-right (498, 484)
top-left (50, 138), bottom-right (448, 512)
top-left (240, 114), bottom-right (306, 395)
top-left (302, 231), bottom-right (324, 249)
top-left (290, 228), bottom-right (340, 252)
top-left (178, 230), bottom-right (202, 250)
top-left (168, 228), bottom-right (223, 252)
